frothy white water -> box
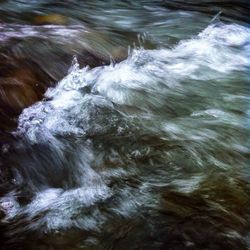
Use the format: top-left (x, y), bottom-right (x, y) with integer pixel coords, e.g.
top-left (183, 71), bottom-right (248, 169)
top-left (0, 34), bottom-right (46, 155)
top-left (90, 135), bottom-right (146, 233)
top-left (43, 23), bottom-right (250, 106)
top-left (4, 23), bottom-right (250, 246)
top-left (18, 23), bottom-right (250, 138)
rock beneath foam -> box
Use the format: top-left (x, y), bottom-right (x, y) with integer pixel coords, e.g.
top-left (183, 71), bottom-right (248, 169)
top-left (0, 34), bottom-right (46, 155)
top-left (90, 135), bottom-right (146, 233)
top-left (34, 14), bottom-right (68, 25)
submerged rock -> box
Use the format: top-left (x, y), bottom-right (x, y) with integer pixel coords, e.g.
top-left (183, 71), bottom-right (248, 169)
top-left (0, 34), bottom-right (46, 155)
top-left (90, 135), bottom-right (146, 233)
top-left (0, 23), bottom-right (135, 130)
top-left (34, 14), bottom-right (68, 25)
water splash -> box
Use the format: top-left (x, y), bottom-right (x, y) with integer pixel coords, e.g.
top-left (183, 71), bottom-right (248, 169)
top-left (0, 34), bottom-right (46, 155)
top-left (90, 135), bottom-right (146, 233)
top-left (1, 22), bottom-right (250, 249)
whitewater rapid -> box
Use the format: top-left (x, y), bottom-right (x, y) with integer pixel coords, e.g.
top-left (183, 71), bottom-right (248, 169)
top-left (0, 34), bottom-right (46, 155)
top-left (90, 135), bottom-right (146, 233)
top-left (1, 22), bottom-right (250, 249)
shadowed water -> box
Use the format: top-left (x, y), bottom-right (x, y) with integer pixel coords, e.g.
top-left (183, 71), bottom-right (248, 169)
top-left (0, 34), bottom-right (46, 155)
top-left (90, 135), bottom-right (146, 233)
top-left (0, 1), bottom-right (250, 250)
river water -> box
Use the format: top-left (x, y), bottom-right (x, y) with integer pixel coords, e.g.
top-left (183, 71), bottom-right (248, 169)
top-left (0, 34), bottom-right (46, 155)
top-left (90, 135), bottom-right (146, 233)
top-left (0, 1), bottom-right (250, 249)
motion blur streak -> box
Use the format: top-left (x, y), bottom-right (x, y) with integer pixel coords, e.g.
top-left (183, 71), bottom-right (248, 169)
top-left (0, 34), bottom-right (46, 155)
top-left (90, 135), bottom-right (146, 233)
top-left (0, 1), bottom-right (250, 250)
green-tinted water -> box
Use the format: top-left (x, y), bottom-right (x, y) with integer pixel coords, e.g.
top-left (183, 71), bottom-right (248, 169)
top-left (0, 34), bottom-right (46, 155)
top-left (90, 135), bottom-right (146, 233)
top-left (0, 1), bottom-right (250, 249)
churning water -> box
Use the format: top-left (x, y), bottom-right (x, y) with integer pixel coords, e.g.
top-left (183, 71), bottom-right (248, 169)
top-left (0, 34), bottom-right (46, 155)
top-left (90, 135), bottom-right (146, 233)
top-left (0, 1), bottom-right (250, 250)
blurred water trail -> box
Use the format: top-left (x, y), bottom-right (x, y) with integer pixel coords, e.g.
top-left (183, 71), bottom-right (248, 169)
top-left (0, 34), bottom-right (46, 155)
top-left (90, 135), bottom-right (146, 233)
top-left (0, 1), bottom-right (250, 250)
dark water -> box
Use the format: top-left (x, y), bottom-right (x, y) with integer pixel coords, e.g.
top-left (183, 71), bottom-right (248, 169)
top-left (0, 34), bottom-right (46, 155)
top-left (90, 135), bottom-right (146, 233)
top-left (0, 1), bottom-right (250, 249)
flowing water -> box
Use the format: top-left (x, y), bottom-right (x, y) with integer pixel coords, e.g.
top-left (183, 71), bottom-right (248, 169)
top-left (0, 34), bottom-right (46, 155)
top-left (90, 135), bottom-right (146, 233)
top-left (0, 1), bottom-right (250, 249)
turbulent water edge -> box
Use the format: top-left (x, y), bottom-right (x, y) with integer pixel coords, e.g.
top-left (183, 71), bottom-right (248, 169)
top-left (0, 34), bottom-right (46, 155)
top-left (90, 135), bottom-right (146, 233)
top-left (0, 22), bottom-right (250, 249)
